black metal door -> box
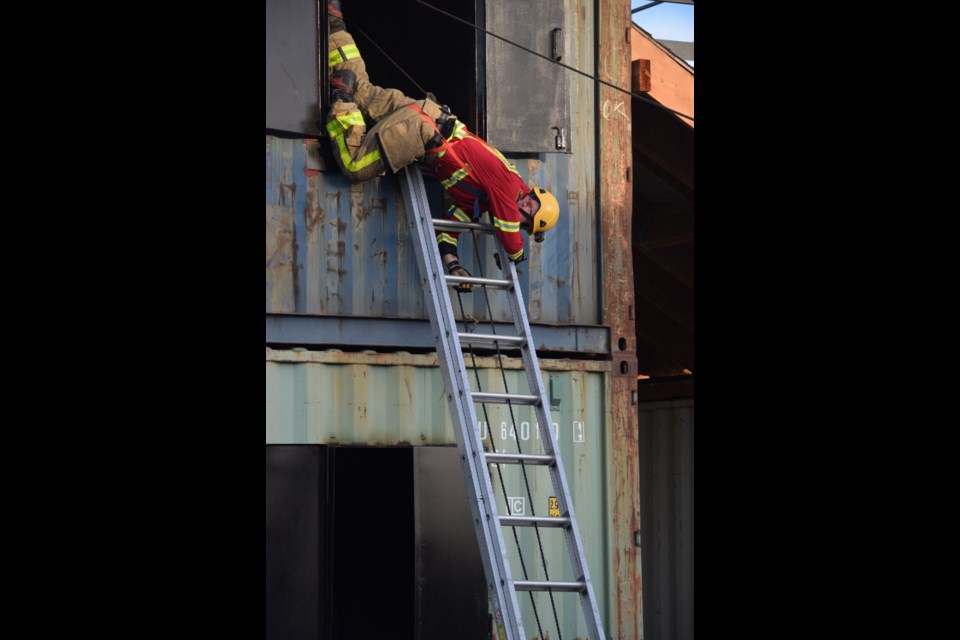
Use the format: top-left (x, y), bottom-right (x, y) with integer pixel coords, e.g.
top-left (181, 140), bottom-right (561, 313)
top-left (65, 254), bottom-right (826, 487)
top-left (266, 445), bottom-right (329, 640)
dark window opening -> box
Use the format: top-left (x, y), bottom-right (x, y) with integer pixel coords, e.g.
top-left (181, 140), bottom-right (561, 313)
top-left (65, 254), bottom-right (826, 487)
top-left (331, 446), bottom-right (415, 640)
top-left (266, 444), bottom-right (489, 640)
top-left (324, 0), bottom-right (480, 133)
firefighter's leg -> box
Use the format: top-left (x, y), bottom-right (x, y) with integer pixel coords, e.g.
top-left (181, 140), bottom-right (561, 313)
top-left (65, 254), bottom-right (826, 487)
top-left (369, 98), bottom-right (452, 174)
top-left (326, 100), bottom-right (389, 182)
top-left (328, 29), bottom-right (415, 122)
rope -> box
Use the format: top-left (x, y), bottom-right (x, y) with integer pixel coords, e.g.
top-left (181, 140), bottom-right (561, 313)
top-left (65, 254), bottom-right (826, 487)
top-left (454, 285), bottom-right (548, 640)
top-left (465, 229), bottom-right (564, 640)
top-left (347, 16), bottom-right (430, 97)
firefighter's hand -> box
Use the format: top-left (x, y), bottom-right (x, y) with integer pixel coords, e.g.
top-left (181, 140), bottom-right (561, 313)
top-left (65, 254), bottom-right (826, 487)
top-left (494, 252), bottom-right (525, 272)
top-left (447, 259), bottom-right (473, 293)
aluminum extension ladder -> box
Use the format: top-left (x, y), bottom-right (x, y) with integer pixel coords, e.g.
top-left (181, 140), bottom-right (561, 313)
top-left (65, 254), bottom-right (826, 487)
top-left (398, 166), bottom-right (607, 640)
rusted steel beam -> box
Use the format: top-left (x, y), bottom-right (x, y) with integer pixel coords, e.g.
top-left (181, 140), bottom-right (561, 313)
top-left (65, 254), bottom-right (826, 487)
top-left (600, 0), bottom-right (642, 638)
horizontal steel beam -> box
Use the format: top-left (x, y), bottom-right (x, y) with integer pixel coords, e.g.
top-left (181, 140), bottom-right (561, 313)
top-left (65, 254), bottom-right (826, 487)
top-left (266, 314), bottom-right (610, 354)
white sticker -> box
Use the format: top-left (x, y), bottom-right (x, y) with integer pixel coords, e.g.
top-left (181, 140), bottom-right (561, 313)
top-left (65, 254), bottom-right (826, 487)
top-left (507, 497), bottom-right (526, 516)
top-left (573, 421), bottom-right (585, 443)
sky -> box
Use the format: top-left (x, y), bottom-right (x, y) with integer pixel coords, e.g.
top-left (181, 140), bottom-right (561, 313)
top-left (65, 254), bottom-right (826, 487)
top-left (629, 0), bottom-right (694, 66)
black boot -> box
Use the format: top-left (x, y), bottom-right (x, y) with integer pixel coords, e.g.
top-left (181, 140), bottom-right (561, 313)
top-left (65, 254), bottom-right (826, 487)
top-left (330, 69), bottom-right (357, 103)
top-left (328, 1), bottom-right (345, 32)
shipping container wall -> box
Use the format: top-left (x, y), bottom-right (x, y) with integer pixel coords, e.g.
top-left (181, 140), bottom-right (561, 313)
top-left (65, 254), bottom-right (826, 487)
top-left (637, 398), bottom-right (694, 640)
top-left (266, 348), bottom-right (612, 637)
top-left (266, 0), bottom-right (598, 326)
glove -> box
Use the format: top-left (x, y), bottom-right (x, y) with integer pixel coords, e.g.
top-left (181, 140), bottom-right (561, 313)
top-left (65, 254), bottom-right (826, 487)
top-left (447, 259), bottom-right (473, 293)
top-left (493, 252), bottom-right (525, 271)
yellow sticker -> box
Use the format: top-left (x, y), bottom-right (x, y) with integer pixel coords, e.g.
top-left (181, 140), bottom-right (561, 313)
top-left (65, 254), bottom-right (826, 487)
top-left (549, 497), bottom-right (560, 517)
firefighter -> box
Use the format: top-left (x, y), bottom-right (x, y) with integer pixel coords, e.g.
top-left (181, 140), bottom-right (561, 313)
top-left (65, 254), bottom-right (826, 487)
top-left (325, 1), bottom-right (561, 292)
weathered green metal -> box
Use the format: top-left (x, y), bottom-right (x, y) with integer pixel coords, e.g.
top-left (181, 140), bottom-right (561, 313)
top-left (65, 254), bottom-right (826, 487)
top-left (265, 348), bottom-right (614, 637)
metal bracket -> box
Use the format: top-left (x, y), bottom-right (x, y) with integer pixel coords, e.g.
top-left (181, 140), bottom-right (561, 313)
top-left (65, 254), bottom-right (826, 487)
top-left (552, 126), bottom-right (567, 151)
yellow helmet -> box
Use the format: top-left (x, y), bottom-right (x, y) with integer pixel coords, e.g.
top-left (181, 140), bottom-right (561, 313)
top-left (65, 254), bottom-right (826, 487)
top-left (530, 187), bottom-right (560, 242)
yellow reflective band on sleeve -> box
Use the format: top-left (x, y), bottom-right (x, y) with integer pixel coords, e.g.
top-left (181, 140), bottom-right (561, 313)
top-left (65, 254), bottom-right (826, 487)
top-left (493, 218), bottom-right (521, 232)
top-left (328, 44), bottom-right (361, 67)
top-left (448, 206), bottom-right (471, 222)
top-left (437, 233), bottom-right (458, 247)
top-left (441, 168), bottom-right (468, 190)
top-left (508, 248), bottom-right (524, 261)
top-left (325, 110), bottom-right (365, 138)
top-left (447, 121), bottom-right (468, 142)
top-left (332, 134), bottom-right (381, 172)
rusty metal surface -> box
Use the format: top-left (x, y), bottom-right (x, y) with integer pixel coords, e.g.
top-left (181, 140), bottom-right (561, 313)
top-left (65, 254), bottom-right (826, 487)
top-left (266, 0), bottom-right (602, 328)
top-left (265, 142), bottom-right (599, 326)
top-left (265, 313), bottom-right (610, 354)
top-left (599, 0), bottom-right (642, 638)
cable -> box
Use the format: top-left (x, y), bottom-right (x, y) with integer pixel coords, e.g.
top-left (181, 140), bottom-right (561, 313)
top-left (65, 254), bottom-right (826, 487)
top-left (413, 0), bottom-right (694, 122)
top-left (466, 232), bottom-right (564, 640)
top-left (632, 1), bottom-right (665, 13)
top-left (348, 16), bottom-right (429, 97)
top-left (454, 286), bottom-right (549, 640)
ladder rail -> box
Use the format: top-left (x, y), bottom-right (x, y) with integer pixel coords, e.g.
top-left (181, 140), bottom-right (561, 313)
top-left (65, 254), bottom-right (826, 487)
top-left (497, 242), bottom-right (608, 640)
top-left (398, 167), bottom-right (526, 640)
top-left (401, 165), bottom-right (607, 640)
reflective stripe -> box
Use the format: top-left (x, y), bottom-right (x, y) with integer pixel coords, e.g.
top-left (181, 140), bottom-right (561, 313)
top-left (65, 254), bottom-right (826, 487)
top-left (493, 218), bottom-right (521, 232)
top-left (441, 168), bottom-right (468, 190)
top-left (437, 233), bottom-right (458, 247)
top-left (448, 206), bottom-right (471, 222)
top-left (332, 132), bottom-right (381, 172)
top-left (325, 110), bottom-right (365, 138)
top-left (328, 44), bottom-right (361, 67)
top-left (433, 122), bottom-right (467, 160)
top-left (448, 121), bottom-right (468, 142)
top-left (508, 248), bottom-right (524, 261)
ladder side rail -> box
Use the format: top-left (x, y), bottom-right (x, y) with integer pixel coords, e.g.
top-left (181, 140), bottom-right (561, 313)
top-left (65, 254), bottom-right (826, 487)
top-left (497, 242), bottom-right (608, 640)
top-left (398, 167), bottom-right (526, 640)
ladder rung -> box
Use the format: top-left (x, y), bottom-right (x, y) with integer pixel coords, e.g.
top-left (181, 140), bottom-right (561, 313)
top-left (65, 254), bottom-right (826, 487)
top-left (500, 516), bottom-right (570, 528)
top-left (457, 333), bottom-right (525, 347)
top-left (514, 580), bottom-right (586, 592)
top-left (471, 392), bottom-right (539, 405)
top-left (446, 275), bottom-right (511, 289)
top-left (484, 453), bottom-right (554, 466)
top-left (432, 219), bottom-right (495, 233)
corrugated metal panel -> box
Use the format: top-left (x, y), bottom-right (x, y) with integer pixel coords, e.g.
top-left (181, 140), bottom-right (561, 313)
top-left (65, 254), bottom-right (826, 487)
top-left (266, 1), bottom-right (600, 327)
top-left (265, 348), bottom-right (612, 638)
top-left (637, 398), bottom-right (694, 640)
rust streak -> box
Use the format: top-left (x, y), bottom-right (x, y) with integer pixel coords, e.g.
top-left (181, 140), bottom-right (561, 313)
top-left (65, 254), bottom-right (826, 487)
top-left (305, 177), bottom-right (326, 235)
top-left (279, 162), bottom-right (296, 207)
